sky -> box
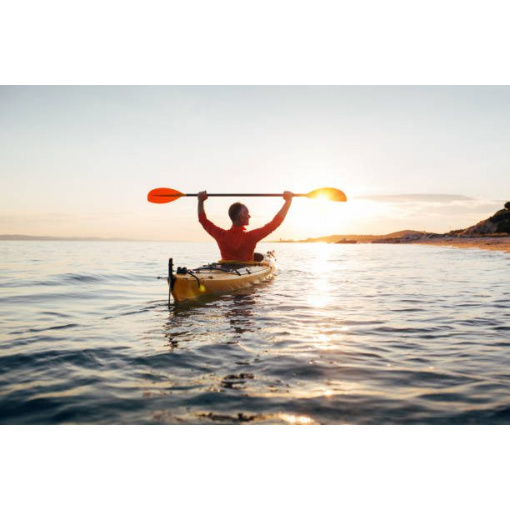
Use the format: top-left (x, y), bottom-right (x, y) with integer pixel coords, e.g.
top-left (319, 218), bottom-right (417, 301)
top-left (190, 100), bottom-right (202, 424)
top-left (1, 85), bottom-right (509, 241)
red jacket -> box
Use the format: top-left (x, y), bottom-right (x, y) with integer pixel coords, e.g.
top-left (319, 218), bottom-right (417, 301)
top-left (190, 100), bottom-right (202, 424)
top-left (199, 212), bottom-right (284, 261)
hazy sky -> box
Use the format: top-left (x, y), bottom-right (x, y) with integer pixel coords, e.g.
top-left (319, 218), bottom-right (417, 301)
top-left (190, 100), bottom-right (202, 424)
top-left (1, 86), bottom-right (509, 240)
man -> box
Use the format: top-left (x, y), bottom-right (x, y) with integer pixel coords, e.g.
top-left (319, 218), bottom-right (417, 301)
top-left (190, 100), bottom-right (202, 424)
top-left (198, 190), bottom-right (293, 262)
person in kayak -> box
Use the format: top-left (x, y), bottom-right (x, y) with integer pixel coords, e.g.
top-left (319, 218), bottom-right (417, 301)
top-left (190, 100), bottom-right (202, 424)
top-left (198, 191), bottom-right (293, 262)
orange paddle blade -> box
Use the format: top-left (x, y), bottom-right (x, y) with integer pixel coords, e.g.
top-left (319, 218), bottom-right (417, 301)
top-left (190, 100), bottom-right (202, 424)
top-left (147, 188), bottom-right (185, 204)
top-left (305, 187), bottom-right (347, 202)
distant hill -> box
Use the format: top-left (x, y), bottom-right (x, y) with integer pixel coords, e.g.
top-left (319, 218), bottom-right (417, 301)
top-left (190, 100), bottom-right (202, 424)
top-left (458, 202), bottom-right (510, 235)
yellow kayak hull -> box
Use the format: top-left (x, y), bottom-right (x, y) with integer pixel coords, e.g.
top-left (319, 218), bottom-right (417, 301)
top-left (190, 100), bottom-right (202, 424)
top-left (169, 255), bottom-right (277, 302)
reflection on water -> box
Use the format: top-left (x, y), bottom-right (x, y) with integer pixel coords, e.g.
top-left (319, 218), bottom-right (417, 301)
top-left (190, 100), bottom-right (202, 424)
top-left (307, 243), bottom-right (336, 308)
top-left (1, 240), bottom-right (510, 424)
top-left (225, 294), bottom-right (257, 335)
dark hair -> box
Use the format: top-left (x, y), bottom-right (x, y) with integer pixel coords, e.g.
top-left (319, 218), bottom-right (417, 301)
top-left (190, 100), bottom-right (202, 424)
top-left (228, 202), bottom-right (245, 222)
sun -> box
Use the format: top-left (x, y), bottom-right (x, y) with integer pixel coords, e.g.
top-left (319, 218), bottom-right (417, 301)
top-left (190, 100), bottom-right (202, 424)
top-left (285, 199), bottom-right (384, 239)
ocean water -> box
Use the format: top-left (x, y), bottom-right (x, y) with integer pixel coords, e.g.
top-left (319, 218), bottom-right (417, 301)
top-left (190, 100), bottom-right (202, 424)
top-left (0, 240), bottom-right (509, 425)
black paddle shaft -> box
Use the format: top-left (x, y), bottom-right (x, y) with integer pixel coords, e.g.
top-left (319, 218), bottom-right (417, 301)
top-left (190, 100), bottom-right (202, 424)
top-left (184, 193), bottom-right (304, 197)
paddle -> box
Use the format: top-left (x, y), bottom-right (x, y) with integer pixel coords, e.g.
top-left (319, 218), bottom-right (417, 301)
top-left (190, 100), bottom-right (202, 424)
top-left (148, 187), bottom-right (347, 204)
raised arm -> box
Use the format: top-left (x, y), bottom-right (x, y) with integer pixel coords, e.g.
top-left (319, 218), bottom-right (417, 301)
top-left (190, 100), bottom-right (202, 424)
top-left (249, 191), bottom-right (293, 242)
top-left (198, 190), bottom-right (208, 217)
top-left (197, 190), bottom-right (226, 239)
top-left (276, 191), bottom-right (293, 221)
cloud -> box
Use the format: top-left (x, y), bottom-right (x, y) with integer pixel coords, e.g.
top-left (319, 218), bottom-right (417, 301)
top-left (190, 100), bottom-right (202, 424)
top-left (355, 194), bottom-right (475, 203)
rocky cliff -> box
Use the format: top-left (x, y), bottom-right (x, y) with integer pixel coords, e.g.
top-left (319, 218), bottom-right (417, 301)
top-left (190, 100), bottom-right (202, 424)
top-left (461, 202), bottom-right (510, 235)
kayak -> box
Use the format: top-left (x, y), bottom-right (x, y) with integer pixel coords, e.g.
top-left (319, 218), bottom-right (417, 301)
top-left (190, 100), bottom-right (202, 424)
top-left (168, 251), bottom-right (277, 303)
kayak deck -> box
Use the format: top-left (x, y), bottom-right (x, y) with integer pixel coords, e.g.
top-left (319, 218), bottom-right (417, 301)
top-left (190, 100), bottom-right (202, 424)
top-left (168, 252), bottom-right (277, 303)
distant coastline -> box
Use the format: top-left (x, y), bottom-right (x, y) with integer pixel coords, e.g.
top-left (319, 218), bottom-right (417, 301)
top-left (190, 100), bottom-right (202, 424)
top-left (277, 202), bottom-right (510, 250)
top-left (275, 230), bottom-right (510, 254)
top-left (0, 234), bottom-right (150, 242)
top-left (2, 234), bottom-right (509, 253)
top-left (276, 230), bottom-right (431, 244)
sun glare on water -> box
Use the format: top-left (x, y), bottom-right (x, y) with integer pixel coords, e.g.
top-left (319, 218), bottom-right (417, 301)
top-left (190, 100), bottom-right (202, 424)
top-left (279, 413), bottom-right (314, 425)
top-left (306, 243), bottom-right (336, 308)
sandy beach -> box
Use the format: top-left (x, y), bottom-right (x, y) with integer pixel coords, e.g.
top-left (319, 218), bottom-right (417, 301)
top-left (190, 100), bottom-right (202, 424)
top-left (413, 236), bottom-right (510, 253)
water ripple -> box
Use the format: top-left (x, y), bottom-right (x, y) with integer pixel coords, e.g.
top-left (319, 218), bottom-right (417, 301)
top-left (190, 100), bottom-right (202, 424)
top-left (1, 241), bottom-right (510, 424)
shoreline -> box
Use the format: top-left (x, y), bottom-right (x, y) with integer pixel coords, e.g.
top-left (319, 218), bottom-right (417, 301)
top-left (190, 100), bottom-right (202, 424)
top-left (412, 236), bottom-right (510, 253)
